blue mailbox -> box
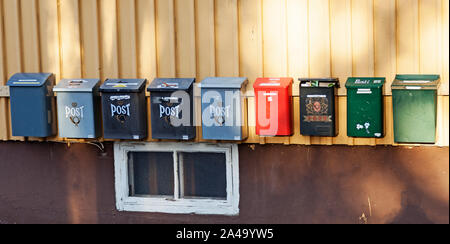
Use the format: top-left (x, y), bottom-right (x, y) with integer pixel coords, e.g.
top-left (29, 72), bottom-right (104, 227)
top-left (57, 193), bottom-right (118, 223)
top-left (7, 73), bottom-right (56, 137)
top-left (53, 79), bottom-right (101, 139)
top-left (201, 77), bottom-right (248, 141)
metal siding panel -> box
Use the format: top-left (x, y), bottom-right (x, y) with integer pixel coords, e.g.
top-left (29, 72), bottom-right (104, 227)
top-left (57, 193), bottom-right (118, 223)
top-left (99, 0), bottom-right (119, 79)
top-left (215, 0), bottom-right (239, 77)
top-left (156, 0), bottom-right (176, 77)
top-left (175, 0), bottom-right (196, 78)
top-left (80, 0), bottom-right (101, 78)
top-left (59, 0), bottom-right (82, 78)
top-left (330, 0), bottom-right (352, 96)
top-left (118, 0), bottom-right (138, 78)
top-left (374, 0), bottom-right (396, 95)
top-left (397, 0), bottom-right (420, 74)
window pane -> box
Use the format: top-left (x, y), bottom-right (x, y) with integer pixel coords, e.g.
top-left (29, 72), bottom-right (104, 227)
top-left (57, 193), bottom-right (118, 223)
top-left (180, 152), bottom-right (227, 199)
top-left (128, 152), bottom-right (174, 197)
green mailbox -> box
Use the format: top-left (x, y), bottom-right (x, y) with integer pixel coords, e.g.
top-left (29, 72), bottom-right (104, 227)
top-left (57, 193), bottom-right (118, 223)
top-left (392, 74), bottom-right (440, 144)
top-left (346, 77), bottom-right (385, 138)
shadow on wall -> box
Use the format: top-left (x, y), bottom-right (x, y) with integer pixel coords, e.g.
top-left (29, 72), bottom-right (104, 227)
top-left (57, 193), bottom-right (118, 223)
top-left (239, 144), bottom-right (449, 224)
top-left (390, 191), bottom-right (433, 224)
top-left (390, 147), bottom-right (449, 224)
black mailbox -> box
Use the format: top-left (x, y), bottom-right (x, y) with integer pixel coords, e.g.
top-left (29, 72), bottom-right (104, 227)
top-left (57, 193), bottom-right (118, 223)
top-left (147, 78), bottom-right (196, 140)
top-left (99, 78), bottom-right (148, 140)
top-left (299, 78), bottom-right (339, 137)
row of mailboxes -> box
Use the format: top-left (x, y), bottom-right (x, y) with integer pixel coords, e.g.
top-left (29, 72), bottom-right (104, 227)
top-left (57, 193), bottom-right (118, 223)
top-left (253, 75), bottom-right (440, 144)
top-left (6, 73), bottom-right (440, 143)
top-left (248, 75), bottom-right (439, 143)
top-left (5, 74), bottom-right (248, 141)
top-left (253, 77), bottom-right (340, 137)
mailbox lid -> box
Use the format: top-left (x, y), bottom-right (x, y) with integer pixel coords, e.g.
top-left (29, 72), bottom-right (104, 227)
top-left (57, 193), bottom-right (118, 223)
top-left (99, 78), bottom-right (147, 93)
top-left (53, 79), bottom-right (101, 92)
top-left (392, 74), bottom-right (440, 90)
top-left (345, 77), bottom-right (385, 89)
top-left (147, 78), bottom-right (195, 92)
top-left (299, 78), bottom-right (340, 88)
top-left (7, 73), bottom-right (53, 87)
top-left (253, 77), bottom-right (293, 90)
top-left (200, 77), bottom-right (248, 89)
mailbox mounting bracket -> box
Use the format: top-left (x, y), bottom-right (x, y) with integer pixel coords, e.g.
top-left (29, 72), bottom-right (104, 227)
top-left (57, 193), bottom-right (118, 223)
top-left (0, 86), bottom-right (10, 97)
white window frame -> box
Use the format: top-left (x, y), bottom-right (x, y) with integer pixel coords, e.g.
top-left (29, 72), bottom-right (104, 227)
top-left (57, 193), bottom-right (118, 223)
top-left (114, 142), bottom-right (240, 216)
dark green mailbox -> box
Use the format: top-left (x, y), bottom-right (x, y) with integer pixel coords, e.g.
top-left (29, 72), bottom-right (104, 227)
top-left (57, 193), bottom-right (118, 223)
top-left (346, 77), bottom-right (385, 138)
top-left (392, 74), bottom-right (440, 144)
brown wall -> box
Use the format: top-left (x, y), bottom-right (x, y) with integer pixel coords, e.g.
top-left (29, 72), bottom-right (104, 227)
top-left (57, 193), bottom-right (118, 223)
top-left (0, 141), bottom-right (448, 224)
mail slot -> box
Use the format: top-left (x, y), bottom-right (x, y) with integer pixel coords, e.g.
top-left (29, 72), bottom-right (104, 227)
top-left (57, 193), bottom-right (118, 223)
top-left (392, 74), bottom-right (440, 144)
top-left (201, 77), bottom-right (248, 141)
top-left (6, 73), bottom-right (56, 137)
top-left (99, 79), bottom-right (148, 140)
top-left (53, 79), bottom-right (101, 139)
top-left (299, 78), bottom-right (339, 137)
top-left (147, 78), bottom-right (195, 140)
top-left (253, 77), bottom-right (293, 136)
top-left (346, 77), bottom-right (385, 138)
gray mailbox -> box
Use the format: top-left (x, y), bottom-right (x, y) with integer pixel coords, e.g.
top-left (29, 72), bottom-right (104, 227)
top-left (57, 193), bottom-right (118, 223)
top-left (53, 79), bottom-right (101, 139)
top-left (201, 77), bottom-right (248, 141)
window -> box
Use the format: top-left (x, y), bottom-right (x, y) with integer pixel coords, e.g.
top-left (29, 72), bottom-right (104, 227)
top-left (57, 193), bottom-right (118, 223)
top-left (114, 142), bottom-right (239, 215)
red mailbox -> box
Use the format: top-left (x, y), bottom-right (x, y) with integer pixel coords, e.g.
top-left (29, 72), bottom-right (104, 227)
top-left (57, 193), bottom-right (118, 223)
top-left (254, 77), bottom-right (293, 136)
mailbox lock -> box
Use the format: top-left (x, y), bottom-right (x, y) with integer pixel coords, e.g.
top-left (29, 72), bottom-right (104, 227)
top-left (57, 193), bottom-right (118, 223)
top-left (163, 116), bottom-right (174, 127)
top-left (214, 115), bottom-right (225, 126)
top-left (70, 116), bottom-right (81, 127)
top-left (117, 115), bottom-right (126, 124)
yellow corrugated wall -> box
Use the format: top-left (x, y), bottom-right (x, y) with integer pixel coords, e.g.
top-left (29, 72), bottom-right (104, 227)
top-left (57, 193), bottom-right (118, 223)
top-left (0, 0), bottom-right (448, 146)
